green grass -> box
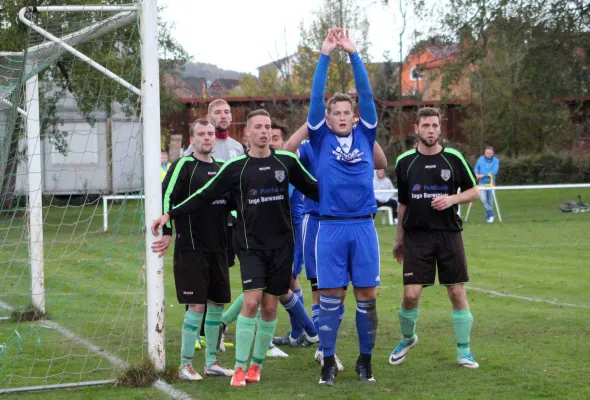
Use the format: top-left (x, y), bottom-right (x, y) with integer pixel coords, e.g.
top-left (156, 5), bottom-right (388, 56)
top-left (1, 188), bottom-right (590, 399)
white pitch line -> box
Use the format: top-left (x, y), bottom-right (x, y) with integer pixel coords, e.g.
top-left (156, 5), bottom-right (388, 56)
top-left (0, 301), bottom-right (193, 400)
top-left (466, 286), bottom-right (590, 309)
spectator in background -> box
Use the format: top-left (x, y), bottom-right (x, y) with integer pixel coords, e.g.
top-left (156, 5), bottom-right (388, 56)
top-left (161, 150), bottom-right (170, 182)
top-left (374, 169), bottom-right (398, 223)
top-left (474, 146), bottom-right (500, 223)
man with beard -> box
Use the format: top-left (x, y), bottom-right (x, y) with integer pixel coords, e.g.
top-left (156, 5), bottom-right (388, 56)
top-left (390, 107), bottom-right (481, 369)
top-left (153, 119), bottom-right (234, 380)
top-left (152, 109), bottom-right (319, 387)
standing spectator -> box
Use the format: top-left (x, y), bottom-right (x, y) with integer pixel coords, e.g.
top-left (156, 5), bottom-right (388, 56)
top-left (474, 146), bottom-right (500, 223)
top-left (373, 169), bottom-right (398, 223)
top-left (161, 150), bottom-right (170, 182)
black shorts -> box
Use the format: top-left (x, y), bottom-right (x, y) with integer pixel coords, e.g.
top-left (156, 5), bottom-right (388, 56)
top-left (173, 250), bottom-right (231, 304)
top-left (237, 246), bottom-right (294, 296)
top-left (403, 230), bottom-right (469, 286)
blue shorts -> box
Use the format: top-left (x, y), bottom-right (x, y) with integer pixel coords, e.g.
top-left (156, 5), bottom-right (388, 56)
top-left (301, 214), bottom-right (320, 280)
top-left (316, 218), bottom-right (380, 289)
top-left (292, 222), bottom-right (304, 278)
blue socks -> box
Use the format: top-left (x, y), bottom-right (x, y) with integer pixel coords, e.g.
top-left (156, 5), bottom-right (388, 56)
top-left (281, 292), bottom-right (318, 339)
top-left (356, 299), bottom-right (378, 355)
top-left (318, 294), bottom-right (342, 357)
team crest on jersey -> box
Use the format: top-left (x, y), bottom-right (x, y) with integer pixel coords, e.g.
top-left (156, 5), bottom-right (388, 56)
top-left (275, 170), bottom-right (285, 182)
top-left (441, 169), bottom-right (451, 181)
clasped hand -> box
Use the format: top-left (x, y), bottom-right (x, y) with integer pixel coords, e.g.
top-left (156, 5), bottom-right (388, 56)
top-left (321, 27), bottom-right (357, 56)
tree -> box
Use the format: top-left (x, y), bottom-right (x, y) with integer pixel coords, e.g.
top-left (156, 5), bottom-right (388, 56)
top-left (417, 0), bottom-right (590, 155)
top-left (295, 0), bottom-right (372, 94)
top-left (0, 1), bottom-right (188, 205)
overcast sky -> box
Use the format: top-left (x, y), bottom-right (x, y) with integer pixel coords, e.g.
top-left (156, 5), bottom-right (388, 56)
top-left (159, 0), bottom-right (416, 76)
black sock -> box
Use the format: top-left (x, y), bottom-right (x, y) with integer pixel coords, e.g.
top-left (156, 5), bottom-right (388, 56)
top-left (358, 353), bottom-right (372, 365)
top-left (324, 355), bottom-right (336, 368)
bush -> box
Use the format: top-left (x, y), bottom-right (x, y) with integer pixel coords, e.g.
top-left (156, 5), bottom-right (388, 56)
top-left (495, 152), bottom-right (590, 185)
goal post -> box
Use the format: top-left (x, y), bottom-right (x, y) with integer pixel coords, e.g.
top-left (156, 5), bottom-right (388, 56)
top-left (0, 1), bottom-right (165, 392)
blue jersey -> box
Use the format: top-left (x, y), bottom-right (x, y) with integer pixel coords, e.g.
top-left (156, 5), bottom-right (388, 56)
top-left (298, 141), bottom-right (320, 215)
top-left (307, 52), bottom-right (378, 217)
top-left (290, 185), bottom-right (304, 224)
top-left (309, 121), bottom-right (377, 216)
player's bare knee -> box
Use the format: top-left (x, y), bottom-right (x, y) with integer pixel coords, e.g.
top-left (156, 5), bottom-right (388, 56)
top-left (321, 287), bottom-right (344, 297)
top-left (242, 295), bottom-right (261, 316)
top-left (289, 277), bottom-right (300, 291)
top-left (353, 286), bottom-right (376, 301)
top-left (188, 304), bottom-right (205, 313)
top-left (402, 289), bottom-right (421, 309)
top-left (447, 284), bottom-right (468, 308)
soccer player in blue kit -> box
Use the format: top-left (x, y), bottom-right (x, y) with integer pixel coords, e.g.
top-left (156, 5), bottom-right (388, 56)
top-left (308, 28), bottom-right (380, 385)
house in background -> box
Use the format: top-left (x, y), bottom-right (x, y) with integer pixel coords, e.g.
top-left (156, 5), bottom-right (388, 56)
top-left (163, 73), bottom-right (207, 98)
top-left (257, 53), bottom-right (299, 79)
top-left (208, 79), bottom-right (241, 97)
top-left (399, 43), bottom-right (473, 101)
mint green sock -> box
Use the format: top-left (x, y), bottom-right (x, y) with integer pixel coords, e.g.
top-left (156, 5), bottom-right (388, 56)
top-left (399, 307), bottom-right (419, 343)
top-left (452, 309), bottom-right (473, 358)
top-left (205, 303), bottom-right (224, 367)
top-left (251, 318), bottom-right (278, 366)
top-left (234, 314), bottom-right (256, 370)
top-left (222, 293), bottom-right (244, 326)
top-left (181, 309), bottom-right (203, 367)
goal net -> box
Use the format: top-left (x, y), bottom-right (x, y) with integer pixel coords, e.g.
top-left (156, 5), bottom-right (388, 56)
top-left (0, 4), bottom-right (157, 392)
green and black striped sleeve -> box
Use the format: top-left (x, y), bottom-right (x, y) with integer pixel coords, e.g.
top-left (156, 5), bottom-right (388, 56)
top-left (276, 150), bottom-right (319, 201)
top-left (168, 156), bottom-right (243, 220)
top-left (161, 158), bottom-right (190, 235)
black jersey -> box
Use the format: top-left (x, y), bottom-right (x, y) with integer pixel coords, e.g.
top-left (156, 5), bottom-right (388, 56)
top-left (162, 155), bottom-right (231, 251)
top-left (168, 149), bottom-right (319, 250)
top-left (395, 147), bottom-right (476, 232)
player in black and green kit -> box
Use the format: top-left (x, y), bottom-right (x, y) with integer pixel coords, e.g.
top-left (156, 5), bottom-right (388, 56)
top-left (151, 109), bottom-right (319, 387)
top-left (153, 118), bottom-right (235, 381)
top-left (389, 107), bottom-right (481, 369)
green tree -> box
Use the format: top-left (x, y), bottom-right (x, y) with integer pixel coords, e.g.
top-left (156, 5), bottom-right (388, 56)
top-left (418, 0), bottom-right (590, 155)
top-left (295, 0), bottom-right (372, 94)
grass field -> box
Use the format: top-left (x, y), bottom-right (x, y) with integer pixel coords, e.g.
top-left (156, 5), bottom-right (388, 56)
top-left (1, 188), bottom-right (589, 399)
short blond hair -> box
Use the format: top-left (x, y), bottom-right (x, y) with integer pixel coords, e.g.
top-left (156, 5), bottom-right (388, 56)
top-left (208, 99), bottom-right (230, 115)
top-left (326, 93), bottom-right (355, 114)
top-left (189, 118), bottom-right (213, 137)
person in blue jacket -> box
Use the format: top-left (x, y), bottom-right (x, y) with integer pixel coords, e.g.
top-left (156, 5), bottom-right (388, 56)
top-left (474, 146), bottom-right (500, 223)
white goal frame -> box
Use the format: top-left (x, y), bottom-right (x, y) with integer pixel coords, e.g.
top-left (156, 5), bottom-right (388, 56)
top-left (11, 1), bottom-right (165, 376)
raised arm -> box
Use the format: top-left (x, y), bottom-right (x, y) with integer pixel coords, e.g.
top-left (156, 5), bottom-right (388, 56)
top-left (373, 141), bottom-right (387, 169)
top-left (308, 30), bottom-right (339, 129)
top-left (283, 122), bottom-right (308, 154)
top-left (338, 29), bottom-right (377, 127)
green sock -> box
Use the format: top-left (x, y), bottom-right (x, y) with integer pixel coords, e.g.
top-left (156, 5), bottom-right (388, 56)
top-left (205, 303), bottom-right (224, 367)
top-left (222, 293), bottom-right (244, 326)
top-left (452, 309), bottom-right (473, 358)
top-left (234, 314), bottom-right (256, 370)
top-left (251, 318), bottom-right (278, 366)
top-left (181, 309), bottom-right (203, 367)
top-left (399, 306), bottom-right (419, 343)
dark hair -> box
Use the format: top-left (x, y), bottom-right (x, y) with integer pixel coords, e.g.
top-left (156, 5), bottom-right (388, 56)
top-left (271, 119), bottom-right (288, 140)
top-left (485, 145), bottom-right (494, 151)
top-left (246, 109), bottom-right (271, 126)
top-left (326, 92), bottom-right (355, 113)
top-left (189, 118), bottom-right (213, 136)
top-left (415, 107), bottom-right (441, 125)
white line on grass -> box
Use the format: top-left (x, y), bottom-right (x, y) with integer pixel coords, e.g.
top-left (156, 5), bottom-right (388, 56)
top-left (466, 286), bottom-right (590, 309)
top-left (0, 301), bottom-right (193, 399)
top-left (378, 286), bottom-right (590, 309)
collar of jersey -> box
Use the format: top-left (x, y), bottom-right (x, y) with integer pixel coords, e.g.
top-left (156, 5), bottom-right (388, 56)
top-left (215, 130), bottom-right (229, 140)
top-left (416, 146), bottom-right (445, 156)
top-left (334, 131), bottom-right (353, 138)
top-left (189, 153), bottom-right (215, 164)
top-left (246, 147), bottom-right (275, 159)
